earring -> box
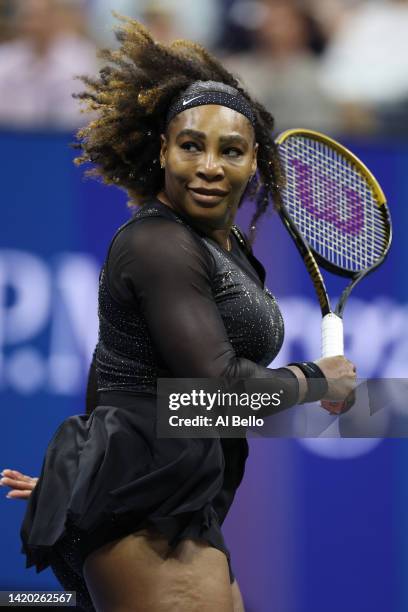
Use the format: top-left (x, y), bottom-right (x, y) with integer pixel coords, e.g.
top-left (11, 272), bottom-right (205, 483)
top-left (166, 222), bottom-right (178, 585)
top-left (160, 160), bottom-right (165, 169)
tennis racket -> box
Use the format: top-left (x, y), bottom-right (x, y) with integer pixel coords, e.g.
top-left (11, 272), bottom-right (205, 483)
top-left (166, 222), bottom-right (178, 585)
top-left (275, 129), bottom-right (392, 412)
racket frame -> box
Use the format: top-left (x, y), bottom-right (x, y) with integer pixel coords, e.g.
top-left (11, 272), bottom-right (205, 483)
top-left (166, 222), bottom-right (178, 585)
top-left (275, 128), bottom-right (392, 318)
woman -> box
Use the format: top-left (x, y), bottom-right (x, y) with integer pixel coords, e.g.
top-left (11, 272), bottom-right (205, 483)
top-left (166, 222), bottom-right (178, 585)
top-left (17, 16), bottom-right (355, 612)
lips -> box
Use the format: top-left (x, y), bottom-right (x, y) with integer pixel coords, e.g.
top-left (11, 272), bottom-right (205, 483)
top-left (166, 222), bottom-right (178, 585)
top-left (188, 186), bottom-right (229, 206)
top-left (189, 187), bottom-right (229, 196)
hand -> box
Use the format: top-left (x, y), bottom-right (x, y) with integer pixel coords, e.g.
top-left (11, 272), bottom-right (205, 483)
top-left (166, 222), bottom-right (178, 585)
top-left (315, 356), bottom-right (357, 402)
top-left (0, 469), bottom-right (38, 500)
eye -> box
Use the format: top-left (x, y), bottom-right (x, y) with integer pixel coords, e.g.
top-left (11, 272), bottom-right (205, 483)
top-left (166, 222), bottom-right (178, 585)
top-left (180, 141), bottom-right (201, 152)
top-left (224, 147), bottom-right (243, 158)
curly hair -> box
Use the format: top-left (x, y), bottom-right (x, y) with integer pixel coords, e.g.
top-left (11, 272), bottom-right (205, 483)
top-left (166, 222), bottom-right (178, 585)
top-left (74, 14), bottom-right (284, 237)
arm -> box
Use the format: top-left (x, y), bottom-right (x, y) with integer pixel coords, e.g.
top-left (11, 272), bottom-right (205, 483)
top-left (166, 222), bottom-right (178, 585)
top-left (107, 218), bottom-right (303, 407)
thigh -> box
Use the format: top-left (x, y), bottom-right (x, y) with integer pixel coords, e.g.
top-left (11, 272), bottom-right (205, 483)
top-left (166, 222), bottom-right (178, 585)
top-left (83, 529), bottom-right (234, 612)
top-left (231, 580), bottom-right (245, 612)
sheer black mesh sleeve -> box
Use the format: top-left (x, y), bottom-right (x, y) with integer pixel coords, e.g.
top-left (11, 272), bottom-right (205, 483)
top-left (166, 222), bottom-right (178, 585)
top-left (106, 218), bottom-right (299, 408)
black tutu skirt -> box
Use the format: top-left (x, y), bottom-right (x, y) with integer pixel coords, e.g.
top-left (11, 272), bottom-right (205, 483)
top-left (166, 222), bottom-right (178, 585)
top-left (21, 393), bottom-right (248, 610)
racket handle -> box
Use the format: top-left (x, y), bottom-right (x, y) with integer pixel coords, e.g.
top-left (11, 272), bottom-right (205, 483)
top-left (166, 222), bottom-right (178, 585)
top-left (321, 313), bottom-right (344, 358)
top-left (321, 313), bottom-right (345, 414)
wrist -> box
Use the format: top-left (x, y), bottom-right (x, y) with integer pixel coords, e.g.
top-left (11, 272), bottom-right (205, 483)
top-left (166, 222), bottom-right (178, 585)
top-left (287, 361), bottom-right (328, 403)
top-left (284, 365), bottom-right (308, 403)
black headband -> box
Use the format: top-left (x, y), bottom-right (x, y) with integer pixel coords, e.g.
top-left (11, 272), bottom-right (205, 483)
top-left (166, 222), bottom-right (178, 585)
top-left (165, 87), bottom-right (256, 129)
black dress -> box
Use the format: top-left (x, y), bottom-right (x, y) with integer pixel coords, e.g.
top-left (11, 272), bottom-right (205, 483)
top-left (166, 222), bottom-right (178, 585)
top-left (21, 200), bottom-right (298, 611)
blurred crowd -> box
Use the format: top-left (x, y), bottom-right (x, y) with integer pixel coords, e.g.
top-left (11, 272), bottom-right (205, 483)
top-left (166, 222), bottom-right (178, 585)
top-left (0, 0), bottom-right (408, 135)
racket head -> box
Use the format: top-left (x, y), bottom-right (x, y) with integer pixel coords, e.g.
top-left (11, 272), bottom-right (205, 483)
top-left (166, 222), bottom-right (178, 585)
top-left (276, 129), bottom-right (392, 279)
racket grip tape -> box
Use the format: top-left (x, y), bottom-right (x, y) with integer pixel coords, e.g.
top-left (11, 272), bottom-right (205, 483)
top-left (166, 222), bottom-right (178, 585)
top-left (321, 313), bottom-right (345, 413)
top-left (321, 313), bottom-right (344, 358)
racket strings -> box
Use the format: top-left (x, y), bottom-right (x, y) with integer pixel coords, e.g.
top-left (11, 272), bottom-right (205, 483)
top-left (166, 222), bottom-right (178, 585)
top-left (279, 136), bottom-right (388, 272)
top-left (291, 141), bottom-right (384, 268)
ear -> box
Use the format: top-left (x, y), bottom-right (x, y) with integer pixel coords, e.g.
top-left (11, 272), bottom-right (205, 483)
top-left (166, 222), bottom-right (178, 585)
top-left (160, 134), bottom-right (168, 169)
top-left (251, 142), bottom-right (258, 177)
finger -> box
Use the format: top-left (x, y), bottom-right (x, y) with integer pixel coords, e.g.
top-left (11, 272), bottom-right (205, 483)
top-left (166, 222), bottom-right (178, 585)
top-left (1, 469), bottom-right (29, 480)
top-left (0, 474), bottom-right (26, 484)
top-left (342, 389), bottom-right (356, 413)
top-left (0, 477), bottom-right (36, 490)
top-left (6, 489), bottom-right (32, 500)
top-left (1, 477), bottom-right (22, 488)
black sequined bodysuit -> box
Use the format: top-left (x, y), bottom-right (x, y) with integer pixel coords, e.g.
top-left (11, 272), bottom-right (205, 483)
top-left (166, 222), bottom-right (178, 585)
top-left (21, 201), bottom-right (297, 611)
top-left (96, 201), bottom-right (286, 391)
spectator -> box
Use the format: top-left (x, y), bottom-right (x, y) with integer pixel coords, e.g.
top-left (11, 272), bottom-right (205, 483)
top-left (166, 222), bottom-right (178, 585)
top-left (308, 0), bottom-right (359, 39)
top-left (141, 3), bottom-right (183, 46)
top-left (89, 0), bottom-right (221, 49)
top-left (0, 0), bottom-right (98, 131)
top-left (0, 0), bottom-right (14, 43)
top-left (319, 0), bottom-right (408, 134)
top-left (224, 0), bottom-right (341, 133)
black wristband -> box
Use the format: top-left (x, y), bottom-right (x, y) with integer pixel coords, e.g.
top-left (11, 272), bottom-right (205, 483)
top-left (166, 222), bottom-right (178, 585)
top-left (287, 361), bottom-right (328, 403)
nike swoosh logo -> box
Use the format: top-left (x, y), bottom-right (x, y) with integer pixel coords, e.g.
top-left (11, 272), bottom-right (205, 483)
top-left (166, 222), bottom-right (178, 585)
top-left (182, 96), bottom-right (202, 106)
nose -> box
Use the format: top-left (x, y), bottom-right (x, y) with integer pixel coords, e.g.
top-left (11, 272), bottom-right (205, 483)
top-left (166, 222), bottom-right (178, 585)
top-left (196, 152), bottom-right (224, 182)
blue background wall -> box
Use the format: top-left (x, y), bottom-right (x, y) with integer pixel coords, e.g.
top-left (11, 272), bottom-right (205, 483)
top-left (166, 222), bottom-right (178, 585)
top-left (1, 130), bottom-right (406, 611)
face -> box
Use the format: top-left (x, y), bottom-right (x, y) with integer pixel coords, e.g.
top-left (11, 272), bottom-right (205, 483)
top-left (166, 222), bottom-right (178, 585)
top-left (262, 5), bottom-right (308, 55)
top-left (19, 0), bottom-right (56, 40)
top-left (160, 105), bottom-right (258, 232)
